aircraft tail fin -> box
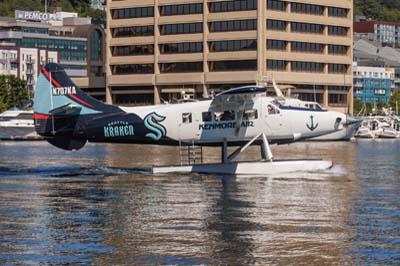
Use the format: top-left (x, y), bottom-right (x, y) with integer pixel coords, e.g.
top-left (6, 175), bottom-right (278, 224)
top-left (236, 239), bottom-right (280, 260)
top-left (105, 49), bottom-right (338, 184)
top-left (33, 63), bottom-right (120, 150)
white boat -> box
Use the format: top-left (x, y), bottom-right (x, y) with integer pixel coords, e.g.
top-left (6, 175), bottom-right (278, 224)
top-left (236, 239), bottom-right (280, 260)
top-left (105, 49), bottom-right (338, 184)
top-left (0, 109), bottom-right (39, 140)
top-left (380, 118), bottom-right (400, 139)
top-left (355, 126), bottom-right (375, 139)
top-left (380, 127), bottom-right (399, 138)
top-left (355, 117), bottom-right (392, 139)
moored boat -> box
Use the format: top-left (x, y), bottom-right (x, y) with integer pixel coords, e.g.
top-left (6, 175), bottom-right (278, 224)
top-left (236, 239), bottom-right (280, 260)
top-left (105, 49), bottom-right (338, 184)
top-left (0, 109), bottom-right (39, 140)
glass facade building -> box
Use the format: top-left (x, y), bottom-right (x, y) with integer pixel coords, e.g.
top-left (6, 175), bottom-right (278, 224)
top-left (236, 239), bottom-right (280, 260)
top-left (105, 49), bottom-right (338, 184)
top-left (353, 66), bottom-right (395, 105)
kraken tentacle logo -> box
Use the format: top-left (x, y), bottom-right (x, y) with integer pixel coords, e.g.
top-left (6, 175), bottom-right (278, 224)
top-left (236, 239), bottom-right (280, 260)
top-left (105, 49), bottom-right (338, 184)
top-left (144, 112), bottom-right (167, 141)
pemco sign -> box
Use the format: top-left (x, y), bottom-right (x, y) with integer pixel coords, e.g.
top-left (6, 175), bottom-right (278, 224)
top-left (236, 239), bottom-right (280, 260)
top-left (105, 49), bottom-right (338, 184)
top-left (15, 10), bottom-right (59, 22)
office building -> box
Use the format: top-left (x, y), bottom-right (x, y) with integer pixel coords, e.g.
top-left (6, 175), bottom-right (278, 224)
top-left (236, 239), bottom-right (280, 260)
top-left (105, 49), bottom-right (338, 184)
top-left (0, 11), bottom-right (106, 99)
top-left (354, 38), bottom-right (400, 91)
top-left (353, 64), bottom-right (394, 105)
top-left (106, 0), bottom-right (353, 113)
top-left (0, 43), bottom-right (59, 91)
top-left (354, 20), bottom-right (400, 47)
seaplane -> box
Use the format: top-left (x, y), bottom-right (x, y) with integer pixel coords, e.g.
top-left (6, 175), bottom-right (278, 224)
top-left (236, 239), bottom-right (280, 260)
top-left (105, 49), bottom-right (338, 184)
top-left (33, 63), bottom-right (350, 175)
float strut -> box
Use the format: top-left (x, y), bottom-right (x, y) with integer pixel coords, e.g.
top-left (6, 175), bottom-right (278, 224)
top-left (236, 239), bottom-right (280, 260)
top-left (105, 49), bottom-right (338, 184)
top-left (221, 138), bottom-right (228, 163)
top-left (261, 133), bottom-right (273, 162)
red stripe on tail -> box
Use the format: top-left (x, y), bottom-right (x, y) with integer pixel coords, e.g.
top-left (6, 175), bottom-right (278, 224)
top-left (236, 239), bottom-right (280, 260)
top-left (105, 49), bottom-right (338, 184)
top-left (41, 67), bottom-right (94, 108)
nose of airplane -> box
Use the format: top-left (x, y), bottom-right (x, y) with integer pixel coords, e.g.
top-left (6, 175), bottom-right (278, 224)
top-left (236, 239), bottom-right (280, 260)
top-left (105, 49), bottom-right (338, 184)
top-left (346, 115), bottom-right (362, 126)
top-left (333, 112), bottom-right (347, 130)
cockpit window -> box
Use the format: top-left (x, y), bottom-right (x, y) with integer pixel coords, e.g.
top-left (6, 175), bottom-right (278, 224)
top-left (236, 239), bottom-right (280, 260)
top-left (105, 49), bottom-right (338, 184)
top-left (243, 109), bottom-right (258, 120)
top-left (215, 110), bottom-right (235, 121)
top-left (267, 104), bottom-right (280, 115)
top-left (306, 103), bottom-right (323, 110)
top-left (182, 112), bottom-right (192, 124)
top-left (272, 99), bottom-right (282, 107)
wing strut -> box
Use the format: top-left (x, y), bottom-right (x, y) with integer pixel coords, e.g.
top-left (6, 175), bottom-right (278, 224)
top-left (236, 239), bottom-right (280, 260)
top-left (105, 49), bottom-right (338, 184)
top-left (222, 133), bottom-right (273, 163)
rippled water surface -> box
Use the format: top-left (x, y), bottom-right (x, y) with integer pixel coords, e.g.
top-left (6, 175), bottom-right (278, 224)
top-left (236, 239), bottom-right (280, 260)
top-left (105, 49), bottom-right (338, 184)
top-left (0, 140), bottom-right (399, 265)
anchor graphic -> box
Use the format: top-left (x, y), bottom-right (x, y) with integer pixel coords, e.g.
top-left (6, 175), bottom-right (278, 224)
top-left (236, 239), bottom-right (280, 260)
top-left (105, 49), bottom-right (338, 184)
top-left (306, 115), bottom-right (319, 131)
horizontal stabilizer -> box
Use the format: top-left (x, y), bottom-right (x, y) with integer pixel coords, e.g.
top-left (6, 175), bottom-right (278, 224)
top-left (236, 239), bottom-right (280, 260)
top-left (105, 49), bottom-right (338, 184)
top-left (49, 103), bottom-right (82, 115)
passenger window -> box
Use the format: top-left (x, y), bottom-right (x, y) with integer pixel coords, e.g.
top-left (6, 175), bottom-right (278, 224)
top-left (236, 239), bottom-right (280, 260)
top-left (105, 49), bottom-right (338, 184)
top-left (243, 109), bottom-right (258, 120)
top-left (202, 111), bottom-right (212, 122)
top-left (268, 104), bottom-right (280, 115)
top-left (215, 110), bottom-right (235, 121)
top-left (182, 112), bottom-right (192, 124)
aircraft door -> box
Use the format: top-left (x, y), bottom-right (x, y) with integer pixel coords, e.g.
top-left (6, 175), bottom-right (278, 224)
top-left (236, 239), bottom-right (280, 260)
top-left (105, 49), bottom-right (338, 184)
top-left (264, 101), bottom-right (289, 137)
top-left (178, 111), bottom-right (200, 141)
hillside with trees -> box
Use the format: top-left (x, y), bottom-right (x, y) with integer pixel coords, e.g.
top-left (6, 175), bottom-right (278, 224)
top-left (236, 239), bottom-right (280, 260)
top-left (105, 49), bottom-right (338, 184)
top-left (0, 0), bottom-right (104, 19)
top-left (355, 0), bottom-right (400, 22)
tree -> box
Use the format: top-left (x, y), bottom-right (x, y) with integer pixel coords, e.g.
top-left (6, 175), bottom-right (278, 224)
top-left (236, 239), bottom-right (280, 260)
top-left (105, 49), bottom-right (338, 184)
top-left (389, 91), bottom-right (400, 114)
top-left (353, 98), bottom-right (363, 114)
top-left (0, 75), bottom-right (31, 112)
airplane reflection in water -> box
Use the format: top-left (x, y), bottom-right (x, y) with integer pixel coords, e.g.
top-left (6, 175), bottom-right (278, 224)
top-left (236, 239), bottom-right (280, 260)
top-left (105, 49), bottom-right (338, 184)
top-left (94, 146), bottom-right (357, 265)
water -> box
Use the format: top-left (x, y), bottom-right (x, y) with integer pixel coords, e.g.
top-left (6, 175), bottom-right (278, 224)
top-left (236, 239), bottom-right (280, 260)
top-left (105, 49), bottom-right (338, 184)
top-left (0, 140), bottom-right (399, 265)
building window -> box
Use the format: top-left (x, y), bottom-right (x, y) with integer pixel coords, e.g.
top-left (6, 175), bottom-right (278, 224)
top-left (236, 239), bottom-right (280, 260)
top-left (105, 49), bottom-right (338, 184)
top-left (115, 93), bottom-right (154, 106)
top-left (111, 25), bottom-right (154, 38)
top-left (291, 61), bottom-right (324, 72)
top-left (328, 45), bottom-right (348, 55)
top-left (267, 60), bottom-right (287, 71)
top-left (291, 2), bottom-right (324, 15)
top-left (112, 44), bottom-right (154, 56)
top-left (267, 20), bottom-right (287, 31)
top-left (267, 0), bottom-right (286, 11)
top-left (297, 92), bottom-right (323, 104)
top-left (209, 39), bottom-right (257, 52)
top-left (291, 42), bottom-right (324, 53)
top-left (267, 39), bottom-right (287, 50)
top-left (209, 60), bottom-right (257, 71)
top-left (112, 7), bottom-right (154, 19)
top-left (328, 86), bottom-right (349, 92)
top-left (291, 22), bottom-right (324, 34)
top-left (328, 26), bottom-right (348, 36)
top-left (160, 62), bottom-right (203, 73)
top-left (160, 23), bottom-right (203, 35)
top-left (160, 3), bottom-right (203, 16)
top-left (209, 0), bottom-right (257, 13)
top-left (329, 94), bottom-right (347, 105)
top-left (328, 7), bottom-right (348, 18)
top-left (112, 64), bottom-right (154, 75)
top-left (209, 19), bottom-right (257, 32)
top-left (90, 30), bottom-right (102, 61)
top-left (160, 42), bottom-right (203, 54)
top-left (328, 64), bottom-right (348, 74)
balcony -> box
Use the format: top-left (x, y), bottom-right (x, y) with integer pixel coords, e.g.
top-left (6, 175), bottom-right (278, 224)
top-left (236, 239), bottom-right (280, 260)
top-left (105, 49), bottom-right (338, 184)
top-left (0, 57), bottom-right (18, 63)
top-left (26, 69), bottom-right (34, 75)
top-left (26, 58), bottom-right (35, 64)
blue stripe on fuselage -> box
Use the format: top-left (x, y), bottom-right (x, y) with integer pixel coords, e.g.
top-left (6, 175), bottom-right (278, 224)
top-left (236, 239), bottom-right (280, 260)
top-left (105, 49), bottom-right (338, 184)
top-left (279, 106), bottom-right (328, 112)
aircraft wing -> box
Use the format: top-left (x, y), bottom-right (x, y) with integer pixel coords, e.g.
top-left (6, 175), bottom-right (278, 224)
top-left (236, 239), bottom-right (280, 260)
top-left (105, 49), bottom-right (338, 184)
top-left (211, 86), bottom-right (266, 135)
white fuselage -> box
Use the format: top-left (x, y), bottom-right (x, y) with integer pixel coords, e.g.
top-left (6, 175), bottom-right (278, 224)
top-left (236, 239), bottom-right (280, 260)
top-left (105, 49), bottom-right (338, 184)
top-left (120, 96), bottom-right (346, 144)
